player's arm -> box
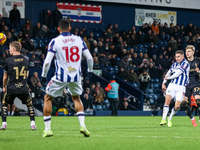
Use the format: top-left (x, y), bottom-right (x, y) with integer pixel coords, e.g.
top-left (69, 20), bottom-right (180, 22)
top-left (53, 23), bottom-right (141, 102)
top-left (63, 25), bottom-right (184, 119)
top-left (41, 39), bottom-right (55, 78)
top-left (167, 62), bottom-right (189, 80)
top-left (82, 38), bottom-right (93, 72)
top-left (41, 52), bottom-right (54, 77)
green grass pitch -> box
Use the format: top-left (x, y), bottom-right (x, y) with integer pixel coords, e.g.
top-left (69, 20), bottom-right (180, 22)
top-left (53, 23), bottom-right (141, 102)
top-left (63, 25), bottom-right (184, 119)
top-left (0, 116), bottom-right (200, 150)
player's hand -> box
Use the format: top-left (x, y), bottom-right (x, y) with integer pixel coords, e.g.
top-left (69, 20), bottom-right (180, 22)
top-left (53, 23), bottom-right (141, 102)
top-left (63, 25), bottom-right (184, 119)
top-left (162, 83), bottom-right (166, 93)
top-left (3, 87), bottom-right (6, 92)
top-left (41, 77), bottom-right (46, 86)
top-left (85, 72), bottom-right (92, 81)
top-left (196, 67), bottom-right (200, 73)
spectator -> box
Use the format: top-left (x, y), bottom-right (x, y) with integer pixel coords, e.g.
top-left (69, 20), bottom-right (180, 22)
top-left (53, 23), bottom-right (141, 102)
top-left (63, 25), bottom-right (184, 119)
top-left (113, 23), bottom-right (119, 34)
top-left (145, 29), bottom-right (154, 43)
top-left (22, 18), bottom-right (34, 33)
top-left (98, 41), bottom-right (104, 54)
top-left (93, 56), bottom-right (99, 65)
top-left (30, 72), bottom-right (43, 98)
top-left (186, 23), bottom-right (193, 35)
top-left (180, 24), bottom-right (185, 37)
top-left (139, 70), bottom-right (151, 93)
top-left (169, 23), bottom-right (174, 35)
top-left (106, 28), bottom-right (113, 38)
top-left (9, 4), bottom-right (20, 30)
top-left (52, 6), bottom-right (62, 29)
top-left (147, 42), bottom-right (158, 58)
top-left (44, 9), bottom-right (52, 28)
top-left (99, 52), bottom-right (109, 66)
top-left (93, 87), bottom-right (104, 105)
top-left (172, 28), bottom-right (180, 41)
top-left (42, 25), bottom-right (52, 39)
top-left (2, 25), bottom-right (9, 36)
top-left (181, 36), bottom-right (189, 50)
top-left (91, 40), bottom-right (98, 54)
top-left (82, 93), bottom-right (93, 111)
top-left (105, 76), bottom-right (119, 116)
top-left (119, 55), bottom-right (129, 72)
top-left (163, 23), bottom-right (170, 35)
top-left (23, 25), bottom-right (33, 37)
top-left (130, 34), bottom-right (138, 47)
top-left (29, 54), bottom-right (41, 67)
top-left (141, 23), bottom-right (151, 34)
top-left (96, 82), bottom-right (106, 98)
top-left (148, 63), bottom-right (156, 79)
top-left (33, 22), bottom-right (44, 38)
top-left (120, 102), bottom-right (130, 110)
top-left (28, 39), bottom-right (36, 52)
top-left (0, 44), bottom-right (6, 56)
top-left (157, 54), bottom-right (167, 69)
top-left (137, 52), bottom-right (144, 66)
top-left (16, 31), bottom-right (23, 43)
top-left (4, 32), bottom-right (14, 47)
top-left (153, 31), bottom-right (160, 44)
top-left (168, 36), bottom-right (178, 54)
top-left (137, 30), bottom-right (145, 44)
top-left (127, 68), bottom-right (139, 83)
top-left (40, 53), bottom-right (45, 67)
top-left (117, 67), bottom-right (127, 81)
top-left (151, 21), bottom-right (159, 34)
top-left (110, 54), bottom-right (118, 67)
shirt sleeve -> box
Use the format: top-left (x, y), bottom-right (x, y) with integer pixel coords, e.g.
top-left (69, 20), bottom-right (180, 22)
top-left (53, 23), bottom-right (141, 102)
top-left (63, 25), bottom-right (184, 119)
top-left (41, 52), bottom-right (55, 77)
top-left (81, 38), bottom-right (88, 51)
top-left (105, 84), bottom-right (112, 92)
top-left (4, 60), bottom-right (8, 73)
top-left (167, 69), bottom-right (183, 80)
top-left (48, 39), bottom-right (56, 53)
top-left (179, 62), bottom-right (189, 72)
top-left (163, 64), bottom-right (173, 83)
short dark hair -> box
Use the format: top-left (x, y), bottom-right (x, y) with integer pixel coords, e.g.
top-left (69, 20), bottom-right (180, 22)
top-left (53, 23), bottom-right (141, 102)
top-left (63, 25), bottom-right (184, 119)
top-left (175, 50), bottom-right (184, 55)
top-left (58, 19), bottom-right (70, 31)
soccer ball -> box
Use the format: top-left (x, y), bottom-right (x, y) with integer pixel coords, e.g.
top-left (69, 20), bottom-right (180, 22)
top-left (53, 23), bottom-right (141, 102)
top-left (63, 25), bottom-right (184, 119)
top-left (0, 33), bottom-right (6, 45)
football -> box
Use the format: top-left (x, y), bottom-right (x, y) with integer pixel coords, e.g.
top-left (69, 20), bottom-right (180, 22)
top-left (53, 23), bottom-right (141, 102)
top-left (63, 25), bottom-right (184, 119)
top-left (0, 33), bottom-right (6, 45)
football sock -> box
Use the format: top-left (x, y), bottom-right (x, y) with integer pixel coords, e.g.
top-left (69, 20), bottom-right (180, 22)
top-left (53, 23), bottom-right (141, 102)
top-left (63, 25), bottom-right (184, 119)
top-left (28, 105), bottom-right (35, 121)
top-left (44, 116), bottom-right (51, 131)
top-left (11, 111), bottom-right (14, 116)
top-left (184, 105), bottom-right (193, 119)
top-left (31, 121), bottom-right (35, 126)
top-left (162, 105), bottom-right (169, 120)
top-left (8, 111), bottom-right (10, 116)
top-left (1, 104), bottom-right (7, 122)
top-left (77, 111), bottom-right (86, 127)
top-left (168, 107), bottom-right (178, 120)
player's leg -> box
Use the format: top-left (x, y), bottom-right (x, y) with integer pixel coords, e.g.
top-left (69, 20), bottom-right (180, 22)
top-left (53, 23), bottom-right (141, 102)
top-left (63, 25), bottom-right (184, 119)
top-left (182, 96), bottom-right (197, 126)
top-left (43, 94), bottom-right (54, 134)
top-left (20, 93), bottom-right (37, 130)
top-left (193, 87), bottom-right (200, 123)
top-left (69, 81), bottom-right (90, 137)
top-left (11, 104), bottom-right (16, 116)
top-left (168, 100), bottom-right (181, 127)
top-left (0, 94), bottom-right (13, 130)
top-left (7, 104), bottom-right (11, 116)
top-left (160, 94), bottom-right (172, 125)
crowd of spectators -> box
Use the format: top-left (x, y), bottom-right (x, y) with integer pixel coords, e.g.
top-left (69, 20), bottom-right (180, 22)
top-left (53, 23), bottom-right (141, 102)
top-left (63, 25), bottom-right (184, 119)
top-left (1, 4), bottom-right (200, 111)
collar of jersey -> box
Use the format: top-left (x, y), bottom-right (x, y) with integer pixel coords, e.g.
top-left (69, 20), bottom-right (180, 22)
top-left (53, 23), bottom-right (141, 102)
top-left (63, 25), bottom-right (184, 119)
top-left (180, 58), bottom-right (185, 64)
top-left (61, 32), bottom-right (71, 36)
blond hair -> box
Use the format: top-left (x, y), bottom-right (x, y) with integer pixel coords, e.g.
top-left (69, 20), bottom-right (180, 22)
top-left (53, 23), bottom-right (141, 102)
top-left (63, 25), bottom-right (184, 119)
top-left (9, 41), bottom-right (21, 52)
top-left (185, 45), bottom-right (195, 52)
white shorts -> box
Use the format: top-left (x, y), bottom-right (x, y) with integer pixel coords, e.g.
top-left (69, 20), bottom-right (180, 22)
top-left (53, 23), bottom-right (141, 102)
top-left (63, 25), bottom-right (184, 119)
top-left (166, 83), bottom-right (185, 102)
top-left (46, 79), bottom-right (83, 97)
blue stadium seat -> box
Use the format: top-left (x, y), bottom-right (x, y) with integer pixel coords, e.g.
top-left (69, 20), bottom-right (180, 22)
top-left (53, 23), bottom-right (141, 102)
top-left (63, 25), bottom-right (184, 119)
top-left (132, 83), bottom-right (138, 88)
top-left (38, 42), bottom-right (45, 48)
top-left (137, 44), bottom-right (143, 48)
top-left (33, 42), bottom-right (38, 48)
top-left (113, 66), bottom-right (118, 74)
top-left (104, 99), bottom-right (109, 104)
top-left (154, 78), bottom-right (159, 83)
top-left (153, 83), bottom-right (160, 88)
top-left (93, 105), bottom-right (96, 110)
top-left (146, 88), bottom-right (153, 94)
top-left (102, 105), bottom-right (106, 110)
top-left (150, 99), bottom-right (154, 104)
top-left (96, 105), bottom-right (102, 110)
top-left (143, 44), bottom-right (148, 48)
top-left (151, 79), bottom-right (155, 82)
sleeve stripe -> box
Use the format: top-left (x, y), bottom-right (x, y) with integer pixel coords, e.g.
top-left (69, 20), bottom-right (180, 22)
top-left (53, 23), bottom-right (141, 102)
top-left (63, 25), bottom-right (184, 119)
top-left (48, 50), bottom-right (56, 53)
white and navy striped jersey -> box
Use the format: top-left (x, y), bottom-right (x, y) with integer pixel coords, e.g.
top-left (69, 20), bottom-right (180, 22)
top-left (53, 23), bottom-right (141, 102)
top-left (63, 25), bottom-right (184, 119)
top-left (169, 59), bottom-right (190, 86)
top-left (48, 32), bottom-right (88, 82)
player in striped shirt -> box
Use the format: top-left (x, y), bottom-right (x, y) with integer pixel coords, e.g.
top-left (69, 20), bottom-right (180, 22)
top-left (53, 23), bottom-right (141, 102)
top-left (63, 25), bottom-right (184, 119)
top-left (41, 19), bottom-right (93, 137)
top-left (160, 50), bottom-right (190, 127)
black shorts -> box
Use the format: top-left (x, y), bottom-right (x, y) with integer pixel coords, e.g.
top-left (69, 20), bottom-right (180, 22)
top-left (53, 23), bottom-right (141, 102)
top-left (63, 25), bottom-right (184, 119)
top-left (185, 84), bottom-right (200, 99)
top-left (2, 92), bottom-right (32, 105)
